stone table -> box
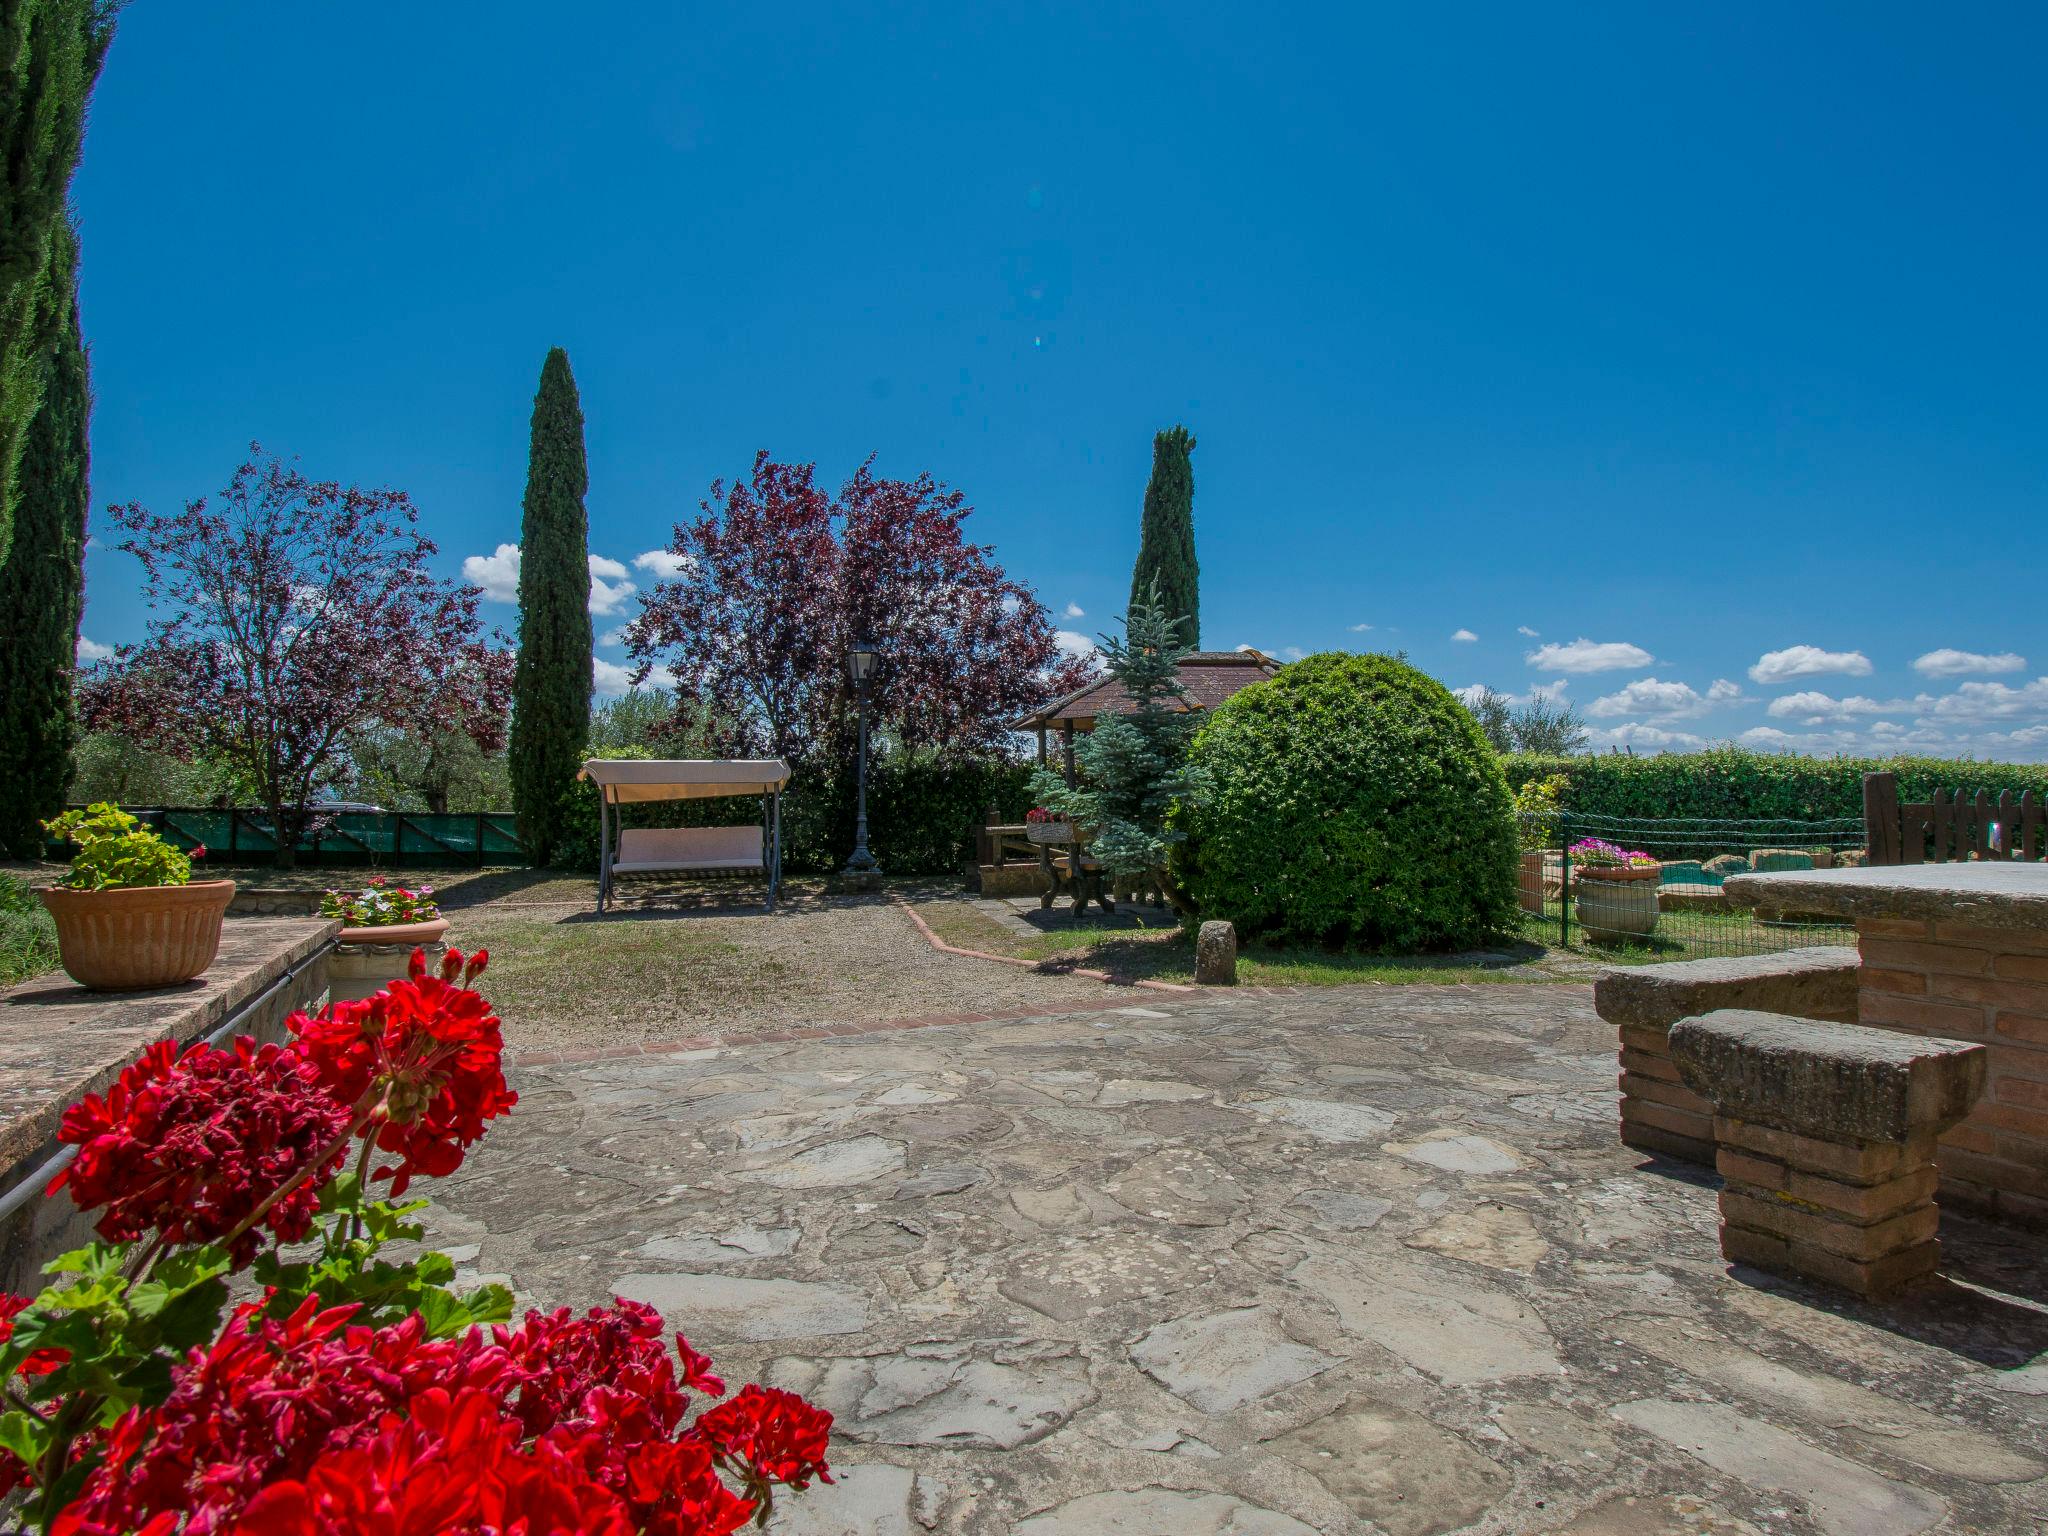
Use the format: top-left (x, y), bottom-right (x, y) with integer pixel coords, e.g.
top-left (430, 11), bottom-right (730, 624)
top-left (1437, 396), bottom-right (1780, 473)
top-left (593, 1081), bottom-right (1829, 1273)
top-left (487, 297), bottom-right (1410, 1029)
top-left (1723, 863), bottom-right (2048, 1227)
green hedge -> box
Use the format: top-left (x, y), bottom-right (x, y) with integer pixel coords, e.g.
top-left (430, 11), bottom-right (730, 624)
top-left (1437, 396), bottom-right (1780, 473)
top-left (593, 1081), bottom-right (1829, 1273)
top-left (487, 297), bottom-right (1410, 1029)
top-left (558, 752), bottom-right (1035, 876)
top-left (1174, 653), bottom-right (1519, 951)
top-left (1500, 748), bottom-right (2048, 823)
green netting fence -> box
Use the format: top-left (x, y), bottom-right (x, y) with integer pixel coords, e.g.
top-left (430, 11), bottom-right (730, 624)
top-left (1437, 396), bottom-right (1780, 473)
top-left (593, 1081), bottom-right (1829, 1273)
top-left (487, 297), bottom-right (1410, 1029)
top-left (1518, 811), bottom-right (1865, 961)
top-left (75, 810), bottom-right (529, 869)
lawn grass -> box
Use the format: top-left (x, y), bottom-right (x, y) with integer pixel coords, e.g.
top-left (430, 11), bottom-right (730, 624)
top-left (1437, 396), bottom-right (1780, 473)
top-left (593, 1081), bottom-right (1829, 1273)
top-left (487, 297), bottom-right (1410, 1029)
top-left (916, 899), bottom-right (1574, 987)
top-left (0, 876), bottom-right (59, 988)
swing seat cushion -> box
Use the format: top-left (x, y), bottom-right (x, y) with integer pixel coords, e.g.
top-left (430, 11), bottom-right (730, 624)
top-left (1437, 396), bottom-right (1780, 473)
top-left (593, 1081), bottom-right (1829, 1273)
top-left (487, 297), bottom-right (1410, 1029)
top-left (613, 826), bottom-right (765, 873)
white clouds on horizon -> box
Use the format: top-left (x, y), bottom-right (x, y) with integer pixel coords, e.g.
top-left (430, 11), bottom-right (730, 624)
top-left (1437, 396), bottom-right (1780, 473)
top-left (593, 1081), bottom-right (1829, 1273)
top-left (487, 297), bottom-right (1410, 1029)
top-left (1765, 690), bottom-right (1927, 723)
top-left (462, 543), bottom-right (642, 615)
top-left (1912, 648), bottom-right (2026, 679)
top-left (1524, 637), bottom-right (1653, 674)
top-left (1054, 629), bottom-right (1099, 664)
top-left (75, 636), bottom-right (113, 664)
top-left (1585, 677), bottom-right (1744, 720)
top-left (593, 658), bottom-right (675, 697)
top-left (1748, 645), bottom-right (1872, 685)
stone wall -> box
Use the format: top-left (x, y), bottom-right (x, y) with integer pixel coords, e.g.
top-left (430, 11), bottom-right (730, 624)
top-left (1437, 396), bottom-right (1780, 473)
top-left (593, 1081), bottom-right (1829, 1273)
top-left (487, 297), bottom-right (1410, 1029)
top-left (1855, 917), bottom-right (2048, 1227)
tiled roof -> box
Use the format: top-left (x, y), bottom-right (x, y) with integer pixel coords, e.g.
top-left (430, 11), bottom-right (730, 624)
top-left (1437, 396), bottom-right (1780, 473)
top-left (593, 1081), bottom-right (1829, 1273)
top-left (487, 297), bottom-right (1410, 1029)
top-left (1015, 650), bottom-right (1282, 730)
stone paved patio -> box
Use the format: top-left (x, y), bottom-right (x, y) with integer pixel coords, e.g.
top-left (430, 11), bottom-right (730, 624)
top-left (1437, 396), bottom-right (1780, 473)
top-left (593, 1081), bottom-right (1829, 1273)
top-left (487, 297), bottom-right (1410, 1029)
top-left (434, 984), bottom-right (2048, 1534)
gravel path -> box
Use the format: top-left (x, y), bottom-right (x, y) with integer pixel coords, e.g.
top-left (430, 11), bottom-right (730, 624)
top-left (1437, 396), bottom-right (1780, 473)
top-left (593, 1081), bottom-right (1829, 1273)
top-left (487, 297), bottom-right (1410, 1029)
top-left (448, 884), bottom-right (1118, 1050)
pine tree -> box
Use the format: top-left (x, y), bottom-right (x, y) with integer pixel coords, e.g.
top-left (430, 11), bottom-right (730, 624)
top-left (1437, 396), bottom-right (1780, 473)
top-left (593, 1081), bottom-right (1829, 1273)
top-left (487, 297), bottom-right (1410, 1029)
top-left (1, 0), bottom-right (115, 566)
top-left (1128, 424), bottom-right (1199, 647)
top-left (508, 348), bottom-right (594, 865)
top-left (1031, 583), bottom-right (1207, 895)
top-left (0, 220), bottom-right (87, 856)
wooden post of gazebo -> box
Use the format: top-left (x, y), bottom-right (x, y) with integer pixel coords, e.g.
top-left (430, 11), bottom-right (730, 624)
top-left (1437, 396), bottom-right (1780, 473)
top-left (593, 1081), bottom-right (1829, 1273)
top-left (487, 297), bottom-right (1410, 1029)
top-left (1061, 722), bottom-right (1077, 787)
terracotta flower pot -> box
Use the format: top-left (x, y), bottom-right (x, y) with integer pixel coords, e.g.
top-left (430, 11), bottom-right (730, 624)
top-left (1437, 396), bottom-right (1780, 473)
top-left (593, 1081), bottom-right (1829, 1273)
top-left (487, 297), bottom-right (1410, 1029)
top-left (1574, 863), bottom-right (1660, 883)
top-left (38, 880), bottom-right (237, 991)
top-left (328, 917), bottom-right (450, 1004)
top-left (334, 917), bottom-right (450, 948)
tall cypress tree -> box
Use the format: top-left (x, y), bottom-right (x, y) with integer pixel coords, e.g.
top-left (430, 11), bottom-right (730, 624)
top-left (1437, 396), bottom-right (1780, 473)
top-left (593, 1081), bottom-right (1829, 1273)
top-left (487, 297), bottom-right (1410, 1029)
top-left (508, 347), bottom-right (594, 865)
top-left (1129, 424), bottom-right (1199, 647)
top-left (1, 0), bottom-right (115, 566)
top-left (0, 220), bottom-right (88, 856)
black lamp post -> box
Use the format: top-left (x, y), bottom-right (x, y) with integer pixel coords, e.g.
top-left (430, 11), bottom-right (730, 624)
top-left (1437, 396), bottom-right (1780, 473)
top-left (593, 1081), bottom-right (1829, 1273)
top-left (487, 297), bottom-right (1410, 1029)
top-left (841, 633), bottom-right (882, 889)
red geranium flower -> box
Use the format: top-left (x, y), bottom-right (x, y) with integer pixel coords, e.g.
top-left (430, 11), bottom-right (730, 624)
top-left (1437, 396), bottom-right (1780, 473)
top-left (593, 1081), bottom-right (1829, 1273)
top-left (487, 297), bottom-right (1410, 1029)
top-left (50, 1038), bottom-right (353, 1264)
top-left (289, 948), bottom-right (515, 1194)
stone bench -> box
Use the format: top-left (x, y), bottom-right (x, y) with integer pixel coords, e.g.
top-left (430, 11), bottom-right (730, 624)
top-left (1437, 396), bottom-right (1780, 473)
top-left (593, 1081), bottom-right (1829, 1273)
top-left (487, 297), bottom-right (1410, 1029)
top-left (1593, 948), bottom-right (1860, 1164)
top-left (1670, 1010), bottom-right (1985, 1299)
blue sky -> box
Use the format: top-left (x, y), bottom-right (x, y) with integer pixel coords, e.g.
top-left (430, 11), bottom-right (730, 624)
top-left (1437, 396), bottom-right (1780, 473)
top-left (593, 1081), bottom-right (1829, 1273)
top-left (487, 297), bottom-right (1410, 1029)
top-left (70, 4), bottom-right (2048, 757)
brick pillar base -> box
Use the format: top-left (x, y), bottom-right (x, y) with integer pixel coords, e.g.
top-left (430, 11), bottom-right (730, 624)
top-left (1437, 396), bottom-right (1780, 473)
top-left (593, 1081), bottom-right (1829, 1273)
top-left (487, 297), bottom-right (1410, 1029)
top-left (1669, 1008), bottom-right (1986, 1304)
top-left (1712, 1117), bottom-right (1942, 1299)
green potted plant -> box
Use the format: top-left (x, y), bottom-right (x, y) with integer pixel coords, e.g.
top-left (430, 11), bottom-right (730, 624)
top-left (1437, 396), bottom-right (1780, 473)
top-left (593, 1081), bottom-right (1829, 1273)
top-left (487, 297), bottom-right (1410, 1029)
top-left (38, 804), bottom-right (235, 990)
top-left (1569, 837), bottom-right (1661, 939)
top-left (321, 875), bottom-right (450, 1003)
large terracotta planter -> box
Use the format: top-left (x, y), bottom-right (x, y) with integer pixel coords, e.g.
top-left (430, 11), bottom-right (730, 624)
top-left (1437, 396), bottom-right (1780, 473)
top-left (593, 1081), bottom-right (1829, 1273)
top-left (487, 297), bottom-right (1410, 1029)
top-left (38, 880), bottom-right (236, 991)
top-left (328, 917), bottom-right (450, 1004)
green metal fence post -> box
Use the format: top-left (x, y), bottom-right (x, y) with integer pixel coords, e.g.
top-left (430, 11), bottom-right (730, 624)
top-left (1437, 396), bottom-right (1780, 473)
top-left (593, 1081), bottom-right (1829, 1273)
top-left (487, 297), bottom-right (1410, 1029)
top-left (1559, 816), bottom-right (1571, 949)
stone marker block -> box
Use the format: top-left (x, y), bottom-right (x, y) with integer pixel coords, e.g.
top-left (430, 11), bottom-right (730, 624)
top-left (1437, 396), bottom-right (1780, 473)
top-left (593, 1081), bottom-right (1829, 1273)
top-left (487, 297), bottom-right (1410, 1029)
top-left (1195, 921), bottom-right (1238, 986)
top-left (1669, 1009), bottom-right (1986, 1300)
top-left (1701, 854), bottom-right (1750, 881)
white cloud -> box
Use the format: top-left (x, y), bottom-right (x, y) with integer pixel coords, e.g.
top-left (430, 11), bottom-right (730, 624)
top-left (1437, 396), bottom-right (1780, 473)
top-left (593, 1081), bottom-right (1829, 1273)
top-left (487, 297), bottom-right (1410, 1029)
top-left (1596, 722), bottom-right (1707, 752)
top-left (1912, 648), bottom-right (2026, 679)
top-left (465, 543), bottom-right (640, 614)
top-left (462, 543), bottom-right (522, 603)
top-left (1451, 628), bottom-right (1478, 643)
top-left (1348, 622), bottom-right (1374, 633)
top-left (633, 549), bottom-right (693, 581)
top-left (1054, 629), bottom-right (1099, 664)
top-left (1279, 645), bottom-right (1308, 661)
top-left (75, 636), bottom-right (113, 664)
top-left (1524, 637), bottom-right (1653, 674)
top-left (1740, 726), bottom-right (1803, 750)
top-left (1585, 677), bottom-right (1719, 720)
top-left (598, 626), bottom-right (629, 648)
top-left (586, 555), bottom-right (637, 617)
top-left (1747, 645), bottom-right (1872, 685)
top-left (1516, 625), bottom-right (1539, 638)
top-left (593, 658), bottom-right (674, 697)
top-left (1926, 677), bottom-right (2048, 722)
top-left (1456, 679), bottom-right (1570, 710)
top-left (1062, 601), bottom-right (1086, 619)
top-left (1765, 690), bottom-right (1925, 723)
top-left (1706, 678), bottom-right (1744, 704)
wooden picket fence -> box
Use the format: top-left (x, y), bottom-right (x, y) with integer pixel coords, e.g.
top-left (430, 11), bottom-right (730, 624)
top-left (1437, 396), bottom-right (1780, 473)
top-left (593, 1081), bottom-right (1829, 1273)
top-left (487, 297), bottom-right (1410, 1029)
top-left (1863, 771), bottom-right (2047, 865)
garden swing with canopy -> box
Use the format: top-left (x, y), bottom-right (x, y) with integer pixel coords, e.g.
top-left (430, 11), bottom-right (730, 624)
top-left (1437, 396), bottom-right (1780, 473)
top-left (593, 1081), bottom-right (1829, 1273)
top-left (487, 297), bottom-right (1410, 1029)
top-left (578, 759), bottom-right (789, 913)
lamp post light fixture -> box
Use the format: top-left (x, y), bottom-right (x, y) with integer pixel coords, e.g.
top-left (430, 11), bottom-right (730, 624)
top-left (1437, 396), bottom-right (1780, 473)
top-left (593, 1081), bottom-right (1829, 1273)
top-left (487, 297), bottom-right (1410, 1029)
top-left (841, 633), bottom-right (883, 891)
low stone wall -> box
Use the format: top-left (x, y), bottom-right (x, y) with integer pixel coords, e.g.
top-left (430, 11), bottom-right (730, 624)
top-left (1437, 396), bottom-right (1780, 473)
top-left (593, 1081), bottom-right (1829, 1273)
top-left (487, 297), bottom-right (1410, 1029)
top-left (1856, 917), bottom-right (2048, 1227)
top-left (1593, 948), bottom-right (1861, 1164)
top-left (0, 917), bottom-right (338, 1293)
top-left (228, 887), bottom-right (327, 916)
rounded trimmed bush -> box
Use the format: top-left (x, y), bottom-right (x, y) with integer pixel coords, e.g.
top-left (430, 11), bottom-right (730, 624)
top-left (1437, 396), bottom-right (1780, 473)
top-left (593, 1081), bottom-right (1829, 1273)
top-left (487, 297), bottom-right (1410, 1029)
top-left (1172, 653), bottom-right (1519, 951)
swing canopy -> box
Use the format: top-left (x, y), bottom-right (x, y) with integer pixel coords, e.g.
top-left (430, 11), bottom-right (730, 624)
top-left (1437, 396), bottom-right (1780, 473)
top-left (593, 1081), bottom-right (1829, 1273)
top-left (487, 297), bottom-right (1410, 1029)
top-left (577, 759), bottom-right (790, 802)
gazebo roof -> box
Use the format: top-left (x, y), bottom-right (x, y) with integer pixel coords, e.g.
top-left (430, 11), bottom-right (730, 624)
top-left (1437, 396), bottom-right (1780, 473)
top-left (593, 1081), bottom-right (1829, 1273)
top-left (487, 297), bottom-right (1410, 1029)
top-left (1013, 650), bottom-right (1282, 732)
top-left (578, 758), bottom-right (790, 803)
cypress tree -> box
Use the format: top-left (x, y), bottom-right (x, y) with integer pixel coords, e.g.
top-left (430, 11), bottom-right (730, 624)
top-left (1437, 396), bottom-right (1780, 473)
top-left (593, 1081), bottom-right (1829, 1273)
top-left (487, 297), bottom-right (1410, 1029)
top-left (0, 220), bottom-right (88, 856)
top-left (1129, 424), bottom-right (1199, 647)
top-left (1, 0), bottom-right (115, 565)
top-left (508, 347), bottom-right (594, 865)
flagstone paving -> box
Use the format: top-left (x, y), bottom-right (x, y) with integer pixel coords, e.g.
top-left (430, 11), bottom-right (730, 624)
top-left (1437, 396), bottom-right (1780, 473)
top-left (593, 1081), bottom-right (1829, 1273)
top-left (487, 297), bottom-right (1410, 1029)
top-left (432, 984), bottom-right (2048, 1534)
